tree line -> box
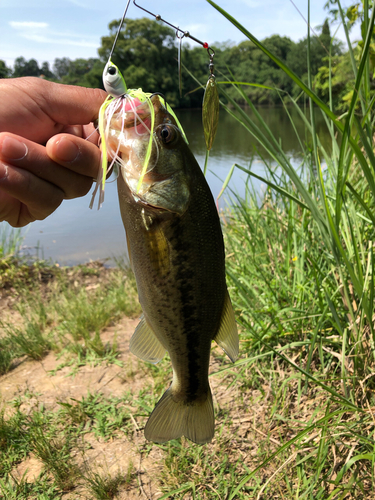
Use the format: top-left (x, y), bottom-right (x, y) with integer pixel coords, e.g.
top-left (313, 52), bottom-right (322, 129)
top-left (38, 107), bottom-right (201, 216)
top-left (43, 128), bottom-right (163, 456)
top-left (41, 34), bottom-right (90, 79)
top-left (0, 16), bottom-right (361, 110)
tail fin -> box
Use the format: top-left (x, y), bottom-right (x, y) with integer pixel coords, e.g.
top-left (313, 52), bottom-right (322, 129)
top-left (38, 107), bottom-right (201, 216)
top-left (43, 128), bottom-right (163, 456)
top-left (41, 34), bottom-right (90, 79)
top-left (144, 387), bottom-right (214, 444)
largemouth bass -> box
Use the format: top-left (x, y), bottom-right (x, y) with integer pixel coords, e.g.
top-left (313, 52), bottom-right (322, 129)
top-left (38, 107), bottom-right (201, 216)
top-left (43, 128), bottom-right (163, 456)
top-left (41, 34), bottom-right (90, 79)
top-left (110, 94), bottom-right (238, 444)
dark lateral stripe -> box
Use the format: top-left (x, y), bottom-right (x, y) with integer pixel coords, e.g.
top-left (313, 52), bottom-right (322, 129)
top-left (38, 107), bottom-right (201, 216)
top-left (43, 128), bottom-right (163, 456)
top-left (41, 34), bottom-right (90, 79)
top-left (169, 218), bottom-right (203, 402)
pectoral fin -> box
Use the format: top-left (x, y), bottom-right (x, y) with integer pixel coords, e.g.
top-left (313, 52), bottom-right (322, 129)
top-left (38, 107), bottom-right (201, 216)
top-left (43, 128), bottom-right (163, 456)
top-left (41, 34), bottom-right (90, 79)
top-left (130, 314), bottom-right (166, 364)
top-left (146, 228), bottom-right (170, 278)
top-left (213, 291), bottom-right (239, 362)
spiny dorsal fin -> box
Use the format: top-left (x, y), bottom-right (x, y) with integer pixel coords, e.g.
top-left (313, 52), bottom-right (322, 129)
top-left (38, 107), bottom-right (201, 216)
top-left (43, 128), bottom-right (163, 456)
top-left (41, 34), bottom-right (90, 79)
top-left (213, 291), bottom-right (239, 362)
top-left (130, 314), bottom-right (166, 364)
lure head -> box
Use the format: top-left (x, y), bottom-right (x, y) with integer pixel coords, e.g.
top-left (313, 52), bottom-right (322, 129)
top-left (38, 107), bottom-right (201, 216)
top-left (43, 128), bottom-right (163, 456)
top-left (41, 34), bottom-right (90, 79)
top-left (92, 88), bottom-right (189, 211)
top-left (103, 61), bottom-right (127, 97)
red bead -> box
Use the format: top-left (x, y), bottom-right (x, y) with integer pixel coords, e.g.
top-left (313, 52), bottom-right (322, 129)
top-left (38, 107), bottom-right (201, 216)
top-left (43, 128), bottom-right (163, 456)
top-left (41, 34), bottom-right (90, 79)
top-left (203, 42), bottom-right (209, 49)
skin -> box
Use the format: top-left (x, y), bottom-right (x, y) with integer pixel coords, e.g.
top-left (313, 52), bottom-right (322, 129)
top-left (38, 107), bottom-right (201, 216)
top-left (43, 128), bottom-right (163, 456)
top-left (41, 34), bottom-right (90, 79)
top-left (117, 100), bottom-right (228, 442)
top-left (0, 77), bottom-right (106, 227)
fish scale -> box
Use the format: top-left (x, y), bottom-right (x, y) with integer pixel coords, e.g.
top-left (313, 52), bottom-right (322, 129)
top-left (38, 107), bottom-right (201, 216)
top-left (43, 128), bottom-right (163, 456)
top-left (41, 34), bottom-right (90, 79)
top-left (115, 95), bottom-right (238, 444)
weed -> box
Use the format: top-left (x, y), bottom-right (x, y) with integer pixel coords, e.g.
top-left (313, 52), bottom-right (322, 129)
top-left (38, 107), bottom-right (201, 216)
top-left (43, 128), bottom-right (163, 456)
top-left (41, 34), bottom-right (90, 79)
top-left (83, 466), bottom-right (132, 499)
top-left (0, 472), bottom-right (60, 499)
top-left (3, 322), bottom-right (51, 361)
top-left (57, 392), bottom-right (137, 439)
top-left (0, 338), bottom-right (14, 375)
top-left (29, 424), bottom-right (80, 492)
top-left (0, 224), bottom-right (23, 259)
top-left (0, 407), bottom-right (31, 477)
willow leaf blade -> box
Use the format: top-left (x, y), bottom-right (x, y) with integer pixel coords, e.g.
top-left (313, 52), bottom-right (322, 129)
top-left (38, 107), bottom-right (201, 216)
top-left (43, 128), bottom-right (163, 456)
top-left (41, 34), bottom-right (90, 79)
top-left (202, 76), bottom-right (219, 150)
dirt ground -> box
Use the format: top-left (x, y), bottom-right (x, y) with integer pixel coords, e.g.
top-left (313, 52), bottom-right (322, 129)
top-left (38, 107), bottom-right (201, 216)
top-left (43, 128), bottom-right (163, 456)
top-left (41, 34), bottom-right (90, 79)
top-left (0, 316), bottom-right (168, 499)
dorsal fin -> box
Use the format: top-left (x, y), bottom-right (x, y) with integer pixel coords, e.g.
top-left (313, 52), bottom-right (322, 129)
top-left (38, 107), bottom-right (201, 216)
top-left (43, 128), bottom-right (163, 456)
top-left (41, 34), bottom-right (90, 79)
top-left (213, 291), bottom-right (239, 362)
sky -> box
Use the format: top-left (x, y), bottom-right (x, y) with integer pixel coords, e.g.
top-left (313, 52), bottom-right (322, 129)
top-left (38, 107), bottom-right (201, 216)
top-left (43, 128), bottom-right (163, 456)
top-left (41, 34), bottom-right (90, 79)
top-left (1, 0), bottom-right (360, 70)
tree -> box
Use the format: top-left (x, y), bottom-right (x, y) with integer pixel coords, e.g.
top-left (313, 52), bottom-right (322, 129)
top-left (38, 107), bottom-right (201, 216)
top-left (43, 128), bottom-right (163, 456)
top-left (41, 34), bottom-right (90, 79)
top-left (13, 57), bottom-right (41, 77)
top-left (40, 61), bottom-right (54, 79)
top-left (53, 58), bottom-right (71, 80)
top-left (220, 36), bottom-right (296, 105)
top-left (98, 17), bottom-right (181, 106)
top-left (0, 60), bottom-right (11, 79)
top-left (51, 57), bottom-right (102, 88)
top-left (314, 50), bottom-right (355, 109)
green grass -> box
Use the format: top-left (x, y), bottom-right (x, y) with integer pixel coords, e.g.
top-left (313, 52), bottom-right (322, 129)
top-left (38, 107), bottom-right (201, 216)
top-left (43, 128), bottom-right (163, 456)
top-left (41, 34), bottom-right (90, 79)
top-left (83, 467), bottom-right (133, 499)
top-left (0, 260), bottom-right (141, 376)
top-left (0, 389), bottom-right (147, 497)
top-left (0, 223), bottom-right (23, 259)
top-left (202, 0), bottom-right (375, 497)
top-left (2, 1), bottom-right (375, 497)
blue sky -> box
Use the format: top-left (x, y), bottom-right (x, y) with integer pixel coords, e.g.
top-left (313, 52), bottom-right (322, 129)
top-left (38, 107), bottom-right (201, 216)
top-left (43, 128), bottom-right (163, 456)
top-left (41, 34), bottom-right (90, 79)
top-left (1, 0), bottom-right (359, 69)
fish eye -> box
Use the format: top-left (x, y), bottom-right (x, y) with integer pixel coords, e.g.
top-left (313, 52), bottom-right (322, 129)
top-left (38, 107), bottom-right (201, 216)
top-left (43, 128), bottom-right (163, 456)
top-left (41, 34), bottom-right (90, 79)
top-left (158, 125), bottom-right (175, 144)
top-left (108, 66), bottom-right (117, 76)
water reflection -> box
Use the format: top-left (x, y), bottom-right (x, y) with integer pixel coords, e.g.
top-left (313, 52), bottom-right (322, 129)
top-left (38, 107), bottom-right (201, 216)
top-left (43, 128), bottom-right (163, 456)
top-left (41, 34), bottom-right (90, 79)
top-left (10, 106), bottom-right (329, 265)
top-left (178, 105), bottom-right (331, 160)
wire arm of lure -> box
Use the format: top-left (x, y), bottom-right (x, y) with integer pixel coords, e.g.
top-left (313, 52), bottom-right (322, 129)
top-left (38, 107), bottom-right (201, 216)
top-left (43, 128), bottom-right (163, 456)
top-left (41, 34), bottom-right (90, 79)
top-left (108, 0), bottom-right (132, 63)
top-left (133, 0), bottom-right (211, 51)
top-left (176, 30), bottom-right (185, 98)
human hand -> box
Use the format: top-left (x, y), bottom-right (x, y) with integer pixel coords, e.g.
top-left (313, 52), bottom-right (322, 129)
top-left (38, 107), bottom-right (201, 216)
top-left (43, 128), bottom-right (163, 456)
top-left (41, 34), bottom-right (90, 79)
top-left (0, 77), bottom-right (107, 227)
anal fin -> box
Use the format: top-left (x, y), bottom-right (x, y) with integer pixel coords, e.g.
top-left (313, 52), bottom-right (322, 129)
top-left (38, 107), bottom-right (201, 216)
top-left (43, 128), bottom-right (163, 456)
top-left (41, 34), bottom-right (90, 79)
top-left (213, 291), bottom-right (239, 362)
top-left (130, 314), bottom-right (166, 364)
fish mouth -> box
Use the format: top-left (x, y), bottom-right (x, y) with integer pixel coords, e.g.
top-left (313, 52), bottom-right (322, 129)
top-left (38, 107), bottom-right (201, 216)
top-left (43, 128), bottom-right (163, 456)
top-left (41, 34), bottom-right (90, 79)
top-left (112, 100), bottom-right (153, 135)
top-left (131, 192), bottom-right (174, 216)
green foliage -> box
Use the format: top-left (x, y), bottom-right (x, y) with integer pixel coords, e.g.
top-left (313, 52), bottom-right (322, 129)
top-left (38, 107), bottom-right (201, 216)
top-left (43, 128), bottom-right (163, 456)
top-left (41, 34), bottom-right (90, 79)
top-left (99, 18), bottom-right (180, 106)
top-left (12, 57), bottom-right (53, 78)
top-left (84, 469), bottom-right (130, 499)
top-left (0, 60), bottom-right (12, 79)
top-left (8, 15), bottom-right (347, 109)
top-left (0, 391), bottom-right (140, 496)
top-left (314, 51), bottom-right (355, 109)
top-left (0, 259), bottom-right (141, 376)
top-left (206, 0), bottom-right (375, 496)
top-left (53, 57), bottom-right (103, 88)
top-left (57, 392), bottom-right (136, 439)
top-left (0, 224), bottom-right (23, 258)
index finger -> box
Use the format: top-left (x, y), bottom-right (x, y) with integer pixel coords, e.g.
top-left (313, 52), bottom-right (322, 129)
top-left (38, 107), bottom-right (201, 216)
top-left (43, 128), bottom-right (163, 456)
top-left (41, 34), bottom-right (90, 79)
top-left (43, 83), bottom-right (107, 125)
top-left (14, 78), bottom-right (107, 126)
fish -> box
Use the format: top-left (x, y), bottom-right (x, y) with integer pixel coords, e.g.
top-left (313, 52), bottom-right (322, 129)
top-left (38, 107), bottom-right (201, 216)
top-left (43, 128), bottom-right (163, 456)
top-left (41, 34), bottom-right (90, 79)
top-left (109, 94), bottom-right (239, 444)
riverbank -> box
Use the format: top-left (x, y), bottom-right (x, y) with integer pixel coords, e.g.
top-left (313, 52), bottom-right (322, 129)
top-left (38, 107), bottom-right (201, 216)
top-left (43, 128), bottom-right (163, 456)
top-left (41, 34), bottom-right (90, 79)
top-left (1, 190), bottom-right (374, 498)
top-left (0, 255), bottom-right (314, 499)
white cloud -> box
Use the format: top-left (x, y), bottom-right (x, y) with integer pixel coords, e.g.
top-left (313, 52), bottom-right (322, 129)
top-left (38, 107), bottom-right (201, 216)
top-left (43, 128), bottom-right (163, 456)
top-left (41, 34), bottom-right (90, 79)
top-left (24, 33), bottom-right (98, 47)
top-left (9, 21), bottom-right (49, 28)
top-left (8, 20), bottom-right (98, 48)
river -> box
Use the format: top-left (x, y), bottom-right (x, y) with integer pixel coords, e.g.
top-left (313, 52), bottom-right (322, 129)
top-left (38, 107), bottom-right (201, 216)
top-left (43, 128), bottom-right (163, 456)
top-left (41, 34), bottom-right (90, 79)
top-left (3, 105), bottom-right (329, 266)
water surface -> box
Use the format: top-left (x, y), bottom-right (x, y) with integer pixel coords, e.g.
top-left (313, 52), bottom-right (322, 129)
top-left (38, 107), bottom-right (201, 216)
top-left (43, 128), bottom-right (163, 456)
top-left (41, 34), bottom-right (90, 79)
top-left (6, 106), bottom-right (329, 265)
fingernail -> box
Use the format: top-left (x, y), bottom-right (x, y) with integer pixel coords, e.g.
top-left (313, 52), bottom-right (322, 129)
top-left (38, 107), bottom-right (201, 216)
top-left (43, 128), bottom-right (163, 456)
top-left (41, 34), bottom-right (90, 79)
top-left (54, 136), bottom-right (80, 162)
top-left (0, 136), bottom-right (28, 161)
